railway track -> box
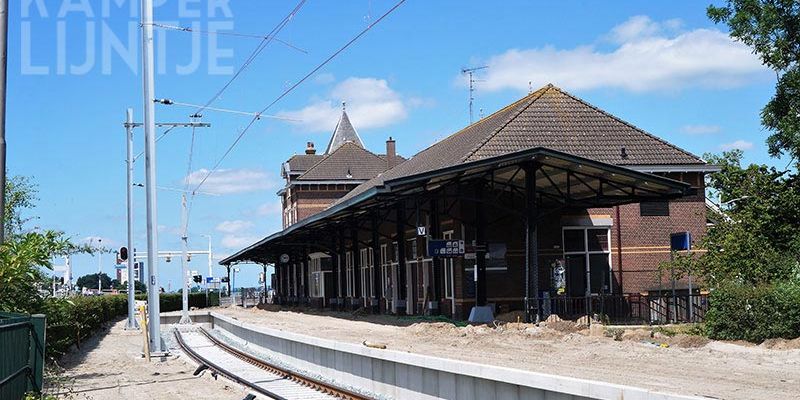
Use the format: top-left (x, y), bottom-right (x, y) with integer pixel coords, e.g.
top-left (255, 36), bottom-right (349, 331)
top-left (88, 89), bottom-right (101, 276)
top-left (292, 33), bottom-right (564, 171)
top-left (174, 327), bottom-right (370, 400)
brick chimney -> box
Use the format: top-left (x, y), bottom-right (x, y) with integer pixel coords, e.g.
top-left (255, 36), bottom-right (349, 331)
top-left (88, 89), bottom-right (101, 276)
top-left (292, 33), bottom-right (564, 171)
top-left (386, 137), bottom-right (396, 169)
top-left (305, 141), bottom-right (316, 155)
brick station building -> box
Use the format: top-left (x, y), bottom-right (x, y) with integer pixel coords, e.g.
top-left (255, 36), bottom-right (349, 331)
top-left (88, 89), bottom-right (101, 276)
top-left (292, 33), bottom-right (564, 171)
top-left (222, 85), bottom-right (716, 322)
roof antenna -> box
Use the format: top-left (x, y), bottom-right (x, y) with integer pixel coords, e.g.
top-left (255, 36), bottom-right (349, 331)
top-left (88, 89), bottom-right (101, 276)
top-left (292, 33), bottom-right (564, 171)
top-left (342, 101), bottom-right (346, 112)
top-left (479, 108), bottom-right (484, 119)
top-left (528, 81), bottom-right (532, 94)
top-left (461, 65), bottom-right (489, 124)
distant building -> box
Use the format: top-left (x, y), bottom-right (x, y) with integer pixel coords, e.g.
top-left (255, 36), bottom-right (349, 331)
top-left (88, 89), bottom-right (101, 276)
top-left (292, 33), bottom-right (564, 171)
top-left (279, 103), bottom-right (403, 228)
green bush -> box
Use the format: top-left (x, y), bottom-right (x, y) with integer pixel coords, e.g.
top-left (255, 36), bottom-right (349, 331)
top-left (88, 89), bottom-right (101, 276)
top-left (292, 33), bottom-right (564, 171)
top-left (42, 295), bottom-right (128, 358)
top-left (705, 282), bottom-right (800, 342)
top-left (41, 292), bottom-right (219, 359)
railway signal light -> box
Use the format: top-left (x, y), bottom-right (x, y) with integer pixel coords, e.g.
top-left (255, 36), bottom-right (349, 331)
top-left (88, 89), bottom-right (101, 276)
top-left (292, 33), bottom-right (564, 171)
top-left (119, 247), bottom-right (128, 261)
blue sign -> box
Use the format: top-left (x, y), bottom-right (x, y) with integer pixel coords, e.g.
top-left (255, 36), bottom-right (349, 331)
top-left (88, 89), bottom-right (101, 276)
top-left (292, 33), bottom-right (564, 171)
top-left (206, 277), bottom-right (213, 283)
top-left (428, 239), bottom-right (465, 257)
top-left (670, 232), bottom-right (692, 251)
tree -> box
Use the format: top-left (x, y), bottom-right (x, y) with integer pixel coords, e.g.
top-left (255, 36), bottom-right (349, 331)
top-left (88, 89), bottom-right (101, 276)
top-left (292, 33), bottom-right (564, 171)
top-left (113, 279), bottom-right (146, 293)
top-left (76, 273), bottom-right (113, 291)
top-left (0, 177), bottom-right (92, 312)
top-left (663, 151), bottom-right (800, 287)
top-left (708, 1), bottom-right (800, 163)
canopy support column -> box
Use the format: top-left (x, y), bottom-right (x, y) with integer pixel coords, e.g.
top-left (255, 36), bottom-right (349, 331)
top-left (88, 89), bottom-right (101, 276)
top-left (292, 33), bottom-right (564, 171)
top-left (338, 226), bottom-right (345, 303)
top-left (351, 224), bottom-right (361, 308)
top-left (396, 202), bottom-right (408, 314)
top-left (430, 197), bottom-right (441, 315)
top-left (371, 211), bottom-right (381, 313)
top-left (525, 162), bottom-right (541, 323)
top-left (226, 265), bottom-right (231, 297)
top-left (329, 231), bottom-right (339, 307)
top-left (475, 182), bottom-right (487, 307)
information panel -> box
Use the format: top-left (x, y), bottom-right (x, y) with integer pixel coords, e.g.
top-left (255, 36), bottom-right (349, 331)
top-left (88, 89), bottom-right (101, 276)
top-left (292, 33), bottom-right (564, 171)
top-left (428, 239), bottom-right (466, 257)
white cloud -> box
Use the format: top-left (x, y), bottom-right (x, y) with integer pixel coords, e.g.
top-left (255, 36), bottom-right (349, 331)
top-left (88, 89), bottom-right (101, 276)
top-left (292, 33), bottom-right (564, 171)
top-left (681, 124), bottom-right (721, 135)
top-left (215, 220), bottom-right (254, 234)
top-left (278, 77), bottom-right (409, 132)
top-left (221, 234), bottom-right (259, 249)
top-left (256, 201), bottom-right (282, 216)
top-left (475, 16), bottom-right (767, 93)
top-left (313, 72), bottom-right (335, 85)
top-left (606, 15), bottom-right (681, 44)
top-left (719, 140), bottom-right (754, 151)
top-left (183, 168), bottom-right (276, 195)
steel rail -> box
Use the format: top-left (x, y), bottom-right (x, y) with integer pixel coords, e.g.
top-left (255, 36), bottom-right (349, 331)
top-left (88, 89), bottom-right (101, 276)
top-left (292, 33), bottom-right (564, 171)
top-left (174, 328), bottom-right (370, 400)
top-left (174, 329), bottom-right (289, 400)
top-left (195, 327), bottom-right (369, 400)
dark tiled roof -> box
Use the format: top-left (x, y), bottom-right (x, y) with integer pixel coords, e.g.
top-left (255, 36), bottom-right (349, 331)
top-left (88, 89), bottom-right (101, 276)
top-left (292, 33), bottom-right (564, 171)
top-left (298, 142), bottom-right (388, 181)
top-left (335, 84), bottom-right (705, 205)
top-left (325, 110), bottom-right (363, 154)
top-left (463, 85), bottom-right (703, 165)
top-left (285, 154), bottom-right (324, 174)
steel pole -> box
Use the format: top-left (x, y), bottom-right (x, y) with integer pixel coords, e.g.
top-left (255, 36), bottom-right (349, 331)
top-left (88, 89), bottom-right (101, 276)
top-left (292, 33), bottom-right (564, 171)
top-left (140, 0), bottom-right (162, 353)
top-left (207, 235), bottom-right (213, 284)
top-left (125, 109), bottom-right (139, 330)
top-left (98, 239), bottom-right (103, 292)
top-left (0, 0), bottom-right (8, 244)
top-left (206, 235), bottom-right (212, 306)
top-left (179, 194), bottom-right (191, 324)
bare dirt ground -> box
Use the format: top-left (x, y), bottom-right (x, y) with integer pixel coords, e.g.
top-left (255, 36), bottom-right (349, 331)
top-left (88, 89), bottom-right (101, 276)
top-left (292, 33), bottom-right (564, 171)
top-left (49, 318), bottom-right (253, 400)
top-left (215, 305), bottom-right (800, 400)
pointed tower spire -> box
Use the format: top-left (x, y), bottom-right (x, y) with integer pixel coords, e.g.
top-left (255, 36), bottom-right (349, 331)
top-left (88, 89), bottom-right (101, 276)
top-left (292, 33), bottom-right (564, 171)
top-left (325, 101), bottom-right (364, 154)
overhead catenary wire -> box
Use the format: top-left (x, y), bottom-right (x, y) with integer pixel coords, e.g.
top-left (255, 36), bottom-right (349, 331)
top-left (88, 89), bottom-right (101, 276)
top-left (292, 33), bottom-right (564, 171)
top-left (194, 0), bottom-right (308, 115)
top-left (150, 23), bottom-right (308, 54)
top-left (190, 0), bottom-right (407, 196)
top-left (132, 126), bottom-right (177, 162)
top-left (155, 99), bottom-right (300, 121)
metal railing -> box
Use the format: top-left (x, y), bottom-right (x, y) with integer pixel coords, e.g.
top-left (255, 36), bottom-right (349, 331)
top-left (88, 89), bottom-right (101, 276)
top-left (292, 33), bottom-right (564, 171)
top-left (0, 313), bottom-right (45, 399)
top-left (538, 292), bottom-right (709, 325)
top-left (220, 287), bottom-right (265, 308)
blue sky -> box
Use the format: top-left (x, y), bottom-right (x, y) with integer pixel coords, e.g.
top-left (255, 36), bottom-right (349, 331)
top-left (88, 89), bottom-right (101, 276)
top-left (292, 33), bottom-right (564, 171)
top-left (10, 1), bottom-right (779, 288)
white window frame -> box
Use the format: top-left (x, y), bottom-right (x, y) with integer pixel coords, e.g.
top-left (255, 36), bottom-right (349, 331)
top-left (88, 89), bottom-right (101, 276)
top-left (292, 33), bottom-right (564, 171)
top-left (359, 248), bottom-right (374, 298)
top-left (345, 251), bottom-right (354, 297)
top-left (406, 238), bottom-right (417, 305)
top-left (442, 231), bottom-right (455, 299)
top-left (309, 257), bottom-right (325, 298)
top-left (562, 226), bottom-right (613, 295)
top-left (380, 244), bottom-right (389, 299)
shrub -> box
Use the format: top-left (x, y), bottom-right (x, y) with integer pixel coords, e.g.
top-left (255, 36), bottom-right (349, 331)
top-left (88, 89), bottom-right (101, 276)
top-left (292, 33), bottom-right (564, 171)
top-left (42, 295), bottom-right (128, 358)
top-left (705, 282), bottom-right (800, 342)
top-left (41, 292), bottom-right (219, 359)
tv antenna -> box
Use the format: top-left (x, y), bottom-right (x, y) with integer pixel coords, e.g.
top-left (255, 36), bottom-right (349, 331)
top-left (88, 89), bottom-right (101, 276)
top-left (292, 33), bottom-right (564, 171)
top-left (461, 65), bottom-right (488, 124)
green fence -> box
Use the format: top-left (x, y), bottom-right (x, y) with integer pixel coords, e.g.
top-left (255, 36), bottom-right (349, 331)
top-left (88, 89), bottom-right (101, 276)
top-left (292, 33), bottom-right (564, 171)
top-left (0, 313), bottom-right (45, 400)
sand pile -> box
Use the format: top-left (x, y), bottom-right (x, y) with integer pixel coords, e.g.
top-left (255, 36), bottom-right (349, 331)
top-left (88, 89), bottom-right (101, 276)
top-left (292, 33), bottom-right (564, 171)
top-left (760, 337), bottom-right (800, 350)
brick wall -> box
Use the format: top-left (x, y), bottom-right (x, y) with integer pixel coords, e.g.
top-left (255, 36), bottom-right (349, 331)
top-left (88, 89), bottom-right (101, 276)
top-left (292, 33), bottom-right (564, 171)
top-left (285, 184), bottom-right (359, 224)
